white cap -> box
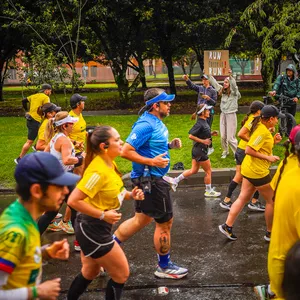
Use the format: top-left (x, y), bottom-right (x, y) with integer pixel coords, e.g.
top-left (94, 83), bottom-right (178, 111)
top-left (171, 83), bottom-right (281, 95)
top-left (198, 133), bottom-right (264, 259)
top-left (197, 104), bottom-right (213, 115)
top-left (54, 115), bottom-right (78, 126)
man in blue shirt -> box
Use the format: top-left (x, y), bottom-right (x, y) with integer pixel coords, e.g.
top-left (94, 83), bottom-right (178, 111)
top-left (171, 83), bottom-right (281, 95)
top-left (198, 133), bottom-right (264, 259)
top-left (113, 88), bottom-right (188, 279)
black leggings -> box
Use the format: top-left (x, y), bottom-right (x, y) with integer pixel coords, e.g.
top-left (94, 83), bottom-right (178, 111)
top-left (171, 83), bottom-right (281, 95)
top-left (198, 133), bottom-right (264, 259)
top-left (38, 184), bottom-right (77, 235)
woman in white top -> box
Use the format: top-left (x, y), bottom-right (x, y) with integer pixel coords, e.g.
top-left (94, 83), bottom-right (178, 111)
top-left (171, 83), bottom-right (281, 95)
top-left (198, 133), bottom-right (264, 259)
top-left (38, 112), bottom-right (84, 235)
top-left (208, 69), bottom-right (241, 158)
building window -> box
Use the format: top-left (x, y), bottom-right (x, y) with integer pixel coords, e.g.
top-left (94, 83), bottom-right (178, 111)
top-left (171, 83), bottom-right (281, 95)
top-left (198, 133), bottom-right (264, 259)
top-left (9, 69), bottom-right (17, 80)
top-left (91, 66), bottom-right (97, 77)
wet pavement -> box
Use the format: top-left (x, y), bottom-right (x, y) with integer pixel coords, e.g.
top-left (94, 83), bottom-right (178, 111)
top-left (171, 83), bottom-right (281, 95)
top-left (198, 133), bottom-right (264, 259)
top-left (0, 185), bottom-right (268, 299)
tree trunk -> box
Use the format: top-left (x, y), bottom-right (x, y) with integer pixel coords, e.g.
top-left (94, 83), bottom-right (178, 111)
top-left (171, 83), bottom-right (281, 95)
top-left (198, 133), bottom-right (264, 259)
top-left (261, 57), bottom-right (274, 94)
top-left (163, 55), bottom-right (176, 95)
top-left (0, 61), bottom-right (5, 102)
top-left (193, 47), bottom-right (204, 75)
top-left (136, 54), bottom-right (147, 89)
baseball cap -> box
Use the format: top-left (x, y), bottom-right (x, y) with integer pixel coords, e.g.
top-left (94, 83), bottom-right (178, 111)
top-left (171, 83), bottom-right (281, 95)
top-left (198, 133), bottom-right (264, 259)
top-left (40, 84), bottom-right (52, 92)
top-left (54, 115), bottom-right (78, 126)
top-left (250, 100), bottom-right (264, 113)
top-left (14, 152), bottom-right (80, 187)
top-left (145, 91), bottom-right (175, 106)
top-left (201, 74), bottom-right (209, 80)
top-left (289, 125), bottom-right (300, 144)
top-left (197, 104), bottom-right (213, 115)
top-left (261, 105), bottom-right (285, 119)
top-left (70, 93), bottom-right (87, 108)
top-left (42, 103), bottom-right (61, 114)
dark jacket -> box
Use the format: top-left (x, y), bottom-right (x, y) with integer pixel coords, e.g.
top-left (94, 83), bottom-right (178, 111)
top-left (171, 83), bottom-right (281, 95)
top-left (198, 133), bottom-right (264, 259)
top-left (186, 79), bottom-right (217, 107)
top-left (273, 64), bottom-right (300, 100)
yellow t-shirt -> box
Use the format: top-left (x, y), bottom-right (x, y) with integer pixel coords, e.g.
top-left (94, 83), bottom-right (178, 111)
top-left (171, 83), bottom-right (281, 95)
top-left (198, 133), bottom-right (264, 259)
top-left (37, 119), bottom-right (49, 141)
top-left (268, 165), bottom-right (300, 299)
top-left (241, 122), bottom-right (274, 179)
top-left (0, 200), bottom-right (42, 289)
top-left (77, 156), bottom-right (126, 211)
top-left (28, 93), bottom-right (50, 122)
top-left (238, 114), bottom-right (255, 150)
top-left (68, 110), bottom-right (86, 144)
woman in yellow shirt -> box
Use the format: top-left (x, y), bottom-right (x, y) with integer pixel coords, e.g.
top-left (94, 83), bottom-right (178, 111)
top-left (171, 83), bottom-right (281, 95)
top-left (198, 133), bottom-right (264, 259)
top-left (220, 100), bottom-right (264, 211)
top-left (35, 103), bottom-right (61, 151)
top-left (67, 125), bottom-right (144, 300)
top-left (219, 105), bottom-right (283, 241)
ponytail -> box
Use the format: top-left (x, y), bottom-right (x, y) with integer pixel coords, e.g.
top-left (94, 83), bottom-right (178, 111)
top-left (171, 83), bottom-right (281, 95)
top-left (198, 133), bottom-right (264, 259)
top-left (83, 130), bottom-right (96, 173)
top-left (241, 112), bottom-right (251, 127)
top-left (37, 105), bottom-right (45, 118)
top-left (249, 116), bottom-right (261, 136)
top-left (44, 118), bottom-right (55, 143)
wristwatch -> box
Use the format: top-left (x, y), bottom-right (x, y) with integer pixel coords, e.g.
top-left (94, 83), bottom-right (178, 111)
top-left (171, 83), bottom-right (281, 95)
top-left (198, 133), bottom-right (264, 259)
top-left (99, 211), bottom-right (105, 220)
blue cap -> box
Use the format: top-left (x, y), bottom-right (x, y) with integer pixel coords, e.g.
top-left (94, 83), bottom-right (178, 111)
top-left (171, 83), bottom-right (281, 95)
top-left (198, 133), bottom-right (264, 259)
top-left (15, 152), bottom-right (80, 186)
top-left (145, 92), bottom-right (175, 106)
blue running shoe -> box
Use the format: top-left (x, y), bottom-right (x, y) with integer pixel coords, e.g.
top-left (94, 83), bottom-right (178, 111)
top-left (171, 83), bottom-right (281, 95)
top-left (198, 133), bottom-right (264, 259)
top-left (154, 261), bottom-right (188, 279)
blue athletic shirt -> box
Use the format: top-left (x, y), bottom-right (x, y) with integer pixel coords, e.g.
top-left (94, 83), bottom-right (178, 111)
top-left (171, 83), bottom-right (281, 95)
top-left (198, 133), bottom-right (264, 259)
top-left (126, 111), bottom-right (170, 178)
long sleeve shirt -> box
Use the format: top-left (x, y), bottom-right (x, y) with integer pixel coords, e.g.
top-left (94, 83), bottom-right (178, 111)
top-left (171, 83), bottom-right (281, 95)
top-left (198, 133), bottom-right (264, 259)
top-left (186, 79), bottom-right (217, 106)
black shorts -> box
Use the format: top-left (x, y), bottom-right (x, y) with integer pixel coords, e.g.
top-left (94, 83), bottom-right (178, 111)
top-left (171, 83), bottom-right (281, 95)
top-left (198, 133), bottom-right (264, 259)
top-left (26, 117), bottom-right (40, 141)
top-left (243, 174), bottom-right (272, 187)
top-left (192, 145), bottom-right (208, 162)
top-left (75, 213), bottom-right (114, 259)
top-left (235, 147), bottom-right (246, 166)
top-left (132, 177), bottom-right (173, 224)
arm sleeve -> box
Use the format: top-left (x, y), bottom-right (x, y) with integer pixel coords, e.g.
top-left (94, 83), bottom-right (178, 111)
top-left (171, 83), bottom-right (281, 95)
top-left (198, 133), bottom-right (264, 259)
top-left (247, 132), bottom-right (266, 151)
top-left (186, 79), bottom-right (201, 92)
top-left (208, 75), bottom-right (222, 92)
top-left (207, 88), bottom-right (217, 106)
top-left (0, 227), bottom-right (25, 274)
top-left (229, 76), bottom-right (238, 94)
top-left (21, 98), bottom-right (29, 111)
top-left (272, 75), bottom-right (283, 93)
top-left (125, 121), bottom-right (153, 150)
top-left (77, 171), bottom-right (104, 199)
top-left (188, 122), bottom-right (202, 136)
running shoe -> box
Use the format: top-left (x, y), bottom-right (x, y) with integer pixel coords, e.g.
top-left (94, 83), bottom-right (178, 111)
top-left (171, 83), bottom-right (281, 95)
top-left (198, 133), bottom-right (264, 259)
top-left (218, 223), bottom-right (237, 241)
top-left (47, 221), bottom-right (63, 232)
top-left (55, 213), bottom-right (63, 219)
top-left (254, 284), bottom-right (275, 299)
top-left (207, 147), bottom-right (215, 156)
top-left (74, 240), bottom-right (81, 252)
top-left (204, 188), bottom-right (221, 197)
top-left (154, 261), bottom-right (188, 279)
top-left (31, 145), bottom-right (37, 152)
top-left (221, 151), bottom-right (229, 159)
top-left (61, 221), bottom-right (75, 234)
top-left (162, 176), bottom-right (178, 192)
top-left (220, 199), bottom-right (233, 210)
top-left (264, 231), bottom-right (271, 242)
top-left (96, 267), bottom-right (107, 278)
top-left (248, 201), bottom-right (265, 212)
top-left (14, 157), bottom-right (21, 165)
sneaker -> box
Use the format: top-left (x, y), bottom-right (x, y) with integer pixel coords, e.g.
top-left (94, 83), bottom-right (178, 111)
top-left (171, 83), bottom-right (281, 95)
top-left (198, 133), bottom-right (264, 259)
top-left (220, 199), bottom-right (233, 210)
top-left (14, 157), bottom-right (21, 165)
top-left (264, 231), bottom-right (271, 242)
top-left (96, 267), bottom-right (107, 278)
top-left (31, 145), bottom-right (37, 152)
top-left (204, 188), bottom-right (221, 197)
top-left (218, 223), bottom-right (237, 241)
top-left (163, 176), bottom-right (178, 192)
top-left (248, 201), bottom-right (265, 212)
top-left (221, 151), bottom-right (229, 159)
top-left (254, 284), bottom-right (275, 299)
top-left (47, 221), bottom-right (63, 232)
top-left (154, 261), bottom-right (188, 279)
top-left (74, 240), bottom-right (81, 252)
top-left (55, 213), bottom-right (63, 219)
top-left (207, 147), bottom-right (214, 156)
top-left (61, 221), bottom-right (75, 234)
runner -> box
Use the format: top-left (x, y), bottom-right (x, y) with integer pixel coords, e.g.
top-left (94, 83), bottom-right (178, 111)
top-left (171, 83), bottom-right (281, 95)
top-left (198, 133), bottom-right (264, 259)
top-left (208, 70), bottom-right (241, 158)
top-left (15, 84), bottom-right (52, 164)
top-left (67, 126), bottom-right (144, 300)
top-left (38, 112), bottom-right (84, 235)
top-left (113, 88), bottom-right (188, 279)
top-left (219, 105), bottom-right (283, 241)
top-left (0, 152), bottom-right (79, 299)
top-left (220, 101), bottom-right (265, 211)
top-left (35, 103), bottom-right (61, 151)
top-left (163, 103), bottom-right (221, 197)
top-left (254, 126), bottom-right (300, 299)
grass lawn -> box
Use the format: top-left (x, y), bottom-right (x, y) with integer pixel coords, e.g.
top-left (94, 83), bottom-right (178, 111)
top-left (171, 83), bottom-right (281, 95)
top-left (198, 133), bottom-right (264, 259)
top-left (0, 113), bottom-right (296, 189)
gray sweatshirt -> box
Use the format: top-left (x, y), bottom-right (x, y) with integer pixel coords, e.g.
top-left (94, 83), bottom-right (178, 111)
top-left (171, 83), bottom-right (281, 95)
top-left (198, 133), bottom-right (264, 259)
top-left (208, 75), bottom-right (241, 113)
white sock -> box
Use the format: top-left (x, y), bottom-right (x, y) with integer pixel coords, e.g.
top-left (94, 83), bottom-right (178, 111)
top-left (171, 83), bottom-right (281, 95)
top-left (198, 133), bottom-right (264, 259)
top-left (175, 174), bottom-right (185, 184)
top-left (205, 184), bottom-right (212, 192)
top-left (268, 284), bottom-right (275, 296)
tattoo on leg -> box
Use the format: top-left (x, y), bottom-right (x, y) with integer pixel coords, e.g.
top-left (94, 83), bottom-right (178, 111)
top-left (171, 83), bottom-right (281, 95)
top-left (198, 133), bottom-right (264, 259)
top-left (159, 231), bottom-right (170, 254)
